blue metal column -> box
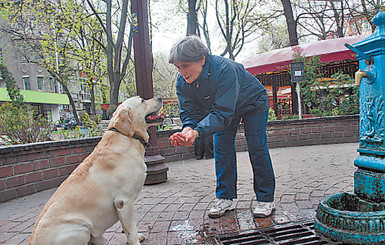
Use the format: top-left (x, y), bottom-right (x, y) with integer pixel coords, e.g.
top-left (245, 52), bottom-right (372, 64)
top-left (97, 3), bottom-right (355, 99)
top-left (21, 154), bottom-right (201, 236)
top-left (314, 11), bottom-right (385, 244)
top-left (353, 11), bottom-right (385, 202)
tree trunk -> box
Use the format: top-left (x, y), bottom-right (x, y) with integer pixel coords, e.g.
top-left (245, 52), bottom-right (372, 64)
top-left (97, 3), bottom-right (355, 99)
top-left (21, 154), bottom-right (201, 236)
top-left (281, 0), bottom-right (298, 46)
top-left (89, 79), bottom-right (96, 115)
top-left (200, 0), bottom-right (211, 52)
top-left (104, 0), bottom-right (129, 108)
top-left (85, 0), bottom-right (129, 109)
top-left (61, 83), bottom-right (80, 125)
top-left (105, 0), bottom-right (115, 106)
top-left (330, 1), bottom-right (344, 38)
top-left (109, 73), bottom-right (121, 107)
top-left (187, 0), bottom-right (198, 36)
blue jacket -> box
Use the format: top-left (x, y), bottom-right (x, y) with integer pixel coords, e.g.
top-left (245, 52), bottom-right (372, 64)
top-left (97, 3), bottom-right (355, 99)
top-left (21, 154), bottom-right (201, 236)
top-left (176, 54), bottom-right (269, 137)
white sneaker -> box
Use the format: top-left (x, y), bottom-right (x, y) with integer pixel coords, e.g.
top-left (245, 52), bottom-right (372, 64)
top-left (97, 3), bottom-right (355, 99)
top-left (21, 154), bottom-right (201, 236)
top-left (208, 199), bottom-right (235, 218)
top-left (253, 201), bottom-right (275, 218)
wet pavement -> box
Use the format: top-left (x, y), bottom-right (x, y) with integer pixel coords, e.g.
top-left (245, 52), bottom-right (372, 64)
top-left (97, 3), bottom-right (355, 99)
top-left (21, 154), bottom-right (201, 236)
top-left (0, 143), bottom-right (358, 244)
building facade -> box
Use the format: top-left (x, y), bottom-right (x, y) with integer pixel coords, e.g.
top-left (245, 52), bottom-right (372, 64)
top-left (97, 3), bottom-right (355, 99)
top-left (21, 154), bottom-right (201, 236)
top-left (0, 35), bottom-right (91, 123)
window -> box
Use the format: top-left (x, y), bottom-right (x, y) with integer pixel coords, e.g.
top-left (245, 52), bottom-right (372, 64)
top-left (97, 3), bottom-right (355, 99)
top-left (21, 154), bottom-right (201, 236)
top-left (49, 77), bottom-right (54, 92)
top-left (80, 81), bottom-right (91, 101)
top-left (55, 82), bottom-right (59, 93)
top-left (83, 83), bottom-right (90, 94)
top-left (37, 76), bottom-right (44, 90)
top-left (23, 77), bottom-right (31, 90)
top-left (20, 54), bottom-right (27, 62)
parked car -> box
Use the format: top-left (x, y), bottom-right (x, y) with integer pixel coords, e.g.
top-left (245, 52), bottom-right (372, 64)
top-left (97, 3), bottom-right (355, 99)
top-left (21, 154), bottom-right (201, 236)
top-left (56, 119), bottom-right (78, 130)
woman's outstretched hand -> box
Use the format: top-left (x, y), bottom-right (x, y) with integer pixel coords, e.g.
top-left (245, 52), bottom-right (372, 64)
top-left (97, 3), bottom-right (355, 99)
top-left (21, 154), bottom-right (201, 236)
top-left (169, 132), bottom-right (186, 147)
top-left (169, 127), bottom-right (199, 147)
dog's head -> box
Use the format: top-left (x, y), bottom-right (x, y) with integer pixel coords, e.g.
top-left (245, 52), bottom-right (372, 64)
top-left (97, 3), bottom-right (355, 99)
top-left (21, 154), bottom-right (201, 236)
top-left (107, 96), bottom-right (164, 142)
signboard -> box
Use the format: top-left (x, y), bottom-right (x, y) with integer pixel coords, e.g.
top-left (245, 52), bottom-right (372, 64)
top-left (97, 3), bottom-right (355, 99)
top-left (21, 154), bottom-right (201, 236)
top-left (0, 87), bottom-right (69, 105)
top-left (290, 62), bottom-right (304, 119)
top-left (290, 62), bottom-right (305, 83)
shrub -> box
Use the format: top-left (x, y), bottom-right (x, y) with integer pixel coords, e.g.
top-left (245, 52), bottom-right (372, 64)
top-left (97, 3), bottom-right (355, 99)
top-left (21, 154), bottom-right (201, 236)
top-left (309, 71), bottom-right (358, 116)
top-left (80, 112), bottom-right (103, 137)
top-left (55, 127), bottom-right (84, 140)
top-left (282, 114), bottom-right (299, 120)
top-left (161, 103), bottom-right (179, 118)
top-left (0, 103), bottom-right (56, 145)
top-left (0, 64), bottom-right (24, 106)
top-left (268, 108), bottom-right (277, 121)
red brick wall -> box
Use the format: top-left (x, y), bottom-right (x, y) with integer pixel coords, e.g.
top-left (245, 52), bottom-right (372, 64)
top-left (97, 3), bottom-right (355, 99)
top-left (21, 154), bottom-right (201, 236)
top-left (158, 115), bottom-right (359, 161)
top-left (0, 115), bottom-right (359, 203)
top-left (0, 138), bottom-right (100, 203)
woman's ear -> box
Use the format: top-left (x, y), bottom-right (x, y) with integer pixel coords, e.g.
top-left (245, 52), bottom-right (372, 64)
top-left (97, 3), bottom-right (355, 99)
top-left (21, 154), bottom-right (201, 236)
top-left (201, 54), bottom-right (206, 66)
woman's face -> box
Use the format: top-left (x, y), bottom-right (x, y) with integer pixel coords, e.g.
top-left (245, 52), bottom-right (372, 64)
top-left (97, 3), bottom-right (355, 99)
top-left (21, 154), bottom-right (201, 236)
top-left (174, 56), bottom-right (205, 84)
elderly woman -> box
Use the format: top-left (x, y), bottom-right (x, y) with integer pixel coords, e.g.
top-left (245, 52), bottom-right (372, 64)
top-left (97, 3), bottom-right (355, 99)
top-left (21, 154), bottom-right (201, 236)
top-left (168, 35), bottom-right (275, 218)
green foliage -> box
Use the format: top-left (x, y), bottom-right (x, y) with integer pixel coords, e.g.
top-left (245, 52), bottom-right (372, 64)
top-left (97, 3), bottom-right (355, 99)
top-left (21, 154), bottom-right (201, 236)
top-left (0, 0), bottom-right (106, 122)
top-left (99, 84), bottom-right (110, 104)
top-left (157, 124), bottom-right (173, 131)
top-left (268, 108), bottom-right (277, 121)
top-left (309, 71), bottom-right (358, 116)
top-left (282, 114), bottom-right (299, 120)
top-left (55, 112), bottom-right (102, 139)
top-left (292, 53), bottom-right (358, 117)
top-left (79, 111), bottom-right (103, 137)
top-left (0, 103), bottom-right (55, 145)
top-left (55, 127), bottom-right (84, 140)
top-left (160, 103), bottom-right (179, 118)
top-left (292, 53), bottom-right (323, 113)
top-left (0, 64), bottom-right (24, 106)
top-left (155, 103), bottom-right (178, 131)
top-left (120, 80), bottom-right (137, 98)
top-left (152, 52), bottom-right (178, 98)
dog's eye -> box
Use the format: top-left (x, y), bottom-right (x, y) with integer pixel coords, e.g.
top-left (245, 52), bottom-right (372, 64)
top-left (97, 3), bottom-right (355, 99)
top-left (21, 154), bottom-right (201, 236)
top-left (141, 99), bottom-right (144, 103)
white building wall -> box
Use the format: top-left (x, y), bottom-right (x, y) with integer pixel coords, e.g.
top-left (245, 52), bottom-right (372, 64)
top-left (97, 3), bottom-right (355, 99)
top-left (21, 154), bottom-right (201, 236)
top-left (49, 104), bottom-right (60, 122)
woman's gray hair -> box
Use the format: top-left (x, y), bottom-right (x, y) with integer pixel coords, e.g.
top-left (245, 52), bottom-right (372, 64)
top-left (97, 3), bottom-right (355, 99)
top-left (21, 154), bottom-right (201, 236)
top-left (169, 35), bottom-right (210, 64)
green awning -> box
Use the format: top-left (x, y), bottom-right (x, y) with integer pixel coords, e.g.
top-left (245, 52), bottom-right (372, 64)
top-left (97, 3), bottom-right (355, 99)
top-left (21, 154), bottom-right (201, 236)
top-left (0, 87), bottom-right (69, 105)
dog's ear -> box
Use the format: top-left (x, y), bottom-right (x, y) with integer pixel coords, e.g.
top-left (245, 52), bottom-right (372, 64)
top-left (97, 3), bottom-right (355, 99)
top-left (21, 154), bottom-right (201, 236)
top-left (107, 107), bottom-right (135, 137)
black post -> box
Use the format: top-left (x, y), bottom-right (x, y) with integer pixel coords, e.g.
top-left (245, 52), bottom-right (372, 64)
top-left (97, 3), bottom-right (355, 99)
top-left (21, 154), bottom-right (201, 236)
top-left (131, 0), bottom-right (153, 99)
top-left (131, 0), bottom-right (168, 184)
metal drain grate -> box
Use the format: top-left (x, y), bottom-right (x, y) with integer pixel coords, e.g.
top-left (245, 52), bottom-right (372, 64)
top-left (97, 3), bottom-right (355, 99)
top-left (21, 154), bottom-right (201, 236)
top-left (215, 222), bottom-right (334, 245)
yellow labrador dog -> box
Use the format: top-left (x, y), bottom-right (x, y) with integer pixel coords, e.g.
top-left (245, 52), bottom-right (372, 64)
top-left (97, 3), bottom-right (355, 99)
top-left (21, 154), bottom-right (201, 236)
top-left (29, 96), bottom-right (163, 245)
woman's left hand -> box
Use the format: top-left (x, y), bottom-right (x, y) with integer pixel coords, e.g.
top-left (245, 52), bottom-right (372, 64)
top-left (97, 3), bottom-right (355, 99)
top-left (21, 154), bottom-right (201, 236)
top-left (169, 132), bottom-right (186, 147)
top-left (169, 128), bottom-right (199, 147)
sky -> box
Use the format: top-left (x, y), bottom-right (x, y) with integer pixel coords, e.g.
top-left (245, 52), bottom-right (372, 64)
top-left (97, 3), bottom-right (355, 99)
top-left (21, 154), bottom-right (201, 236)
top-left (150, 0), bottom-right (259, 63)
top-left (150, 1), bottom-right (186, 55)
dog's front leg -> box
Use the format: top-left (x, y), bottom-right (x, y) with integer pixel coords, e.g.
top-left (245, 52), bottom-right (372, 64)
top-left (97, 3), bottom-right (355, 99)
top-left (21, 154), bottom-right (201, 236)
top-left (114, 199), bottom-right (143, 245)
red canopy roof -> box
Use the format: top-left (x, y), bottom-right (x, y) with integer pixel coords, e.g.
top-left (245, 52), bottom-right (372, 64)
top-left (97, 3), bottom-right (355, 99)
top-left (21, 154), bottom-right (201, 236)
top-left (242, 34), bottom-right (370, 75)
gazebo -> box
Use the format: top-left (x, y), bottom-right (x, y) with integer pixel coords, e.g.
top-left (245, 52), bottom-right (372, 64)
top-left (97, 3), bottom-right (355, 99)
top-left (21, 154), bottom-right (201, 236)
top-left (242, 34), bottom-right (370, 118)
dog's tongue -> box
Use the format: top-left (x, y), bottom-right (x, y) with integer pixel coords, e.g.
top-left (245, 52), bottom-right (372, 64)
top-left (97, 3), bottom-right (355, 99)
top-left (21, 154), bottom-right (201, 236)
top-left (146, 113), bottom-right (164, 123)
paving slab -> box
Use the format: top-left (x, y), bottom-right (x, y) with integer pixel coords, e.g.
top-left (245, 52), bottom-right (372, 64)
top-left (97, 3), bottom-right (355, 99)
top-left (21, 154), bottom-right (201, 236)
top-left (0, 143), bottom-right (358, 244)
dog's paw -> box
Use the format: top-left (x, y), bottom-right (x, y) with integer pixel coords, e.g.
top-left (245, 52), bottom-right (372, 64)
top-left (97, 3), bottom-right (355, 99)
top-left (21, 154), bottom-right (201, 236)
top-left (89, 236), bottom-right (107, 245)
top-left (138, 233), bottom-right (145, 242)
top-left (125, 233), bottom-right (145, 245)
